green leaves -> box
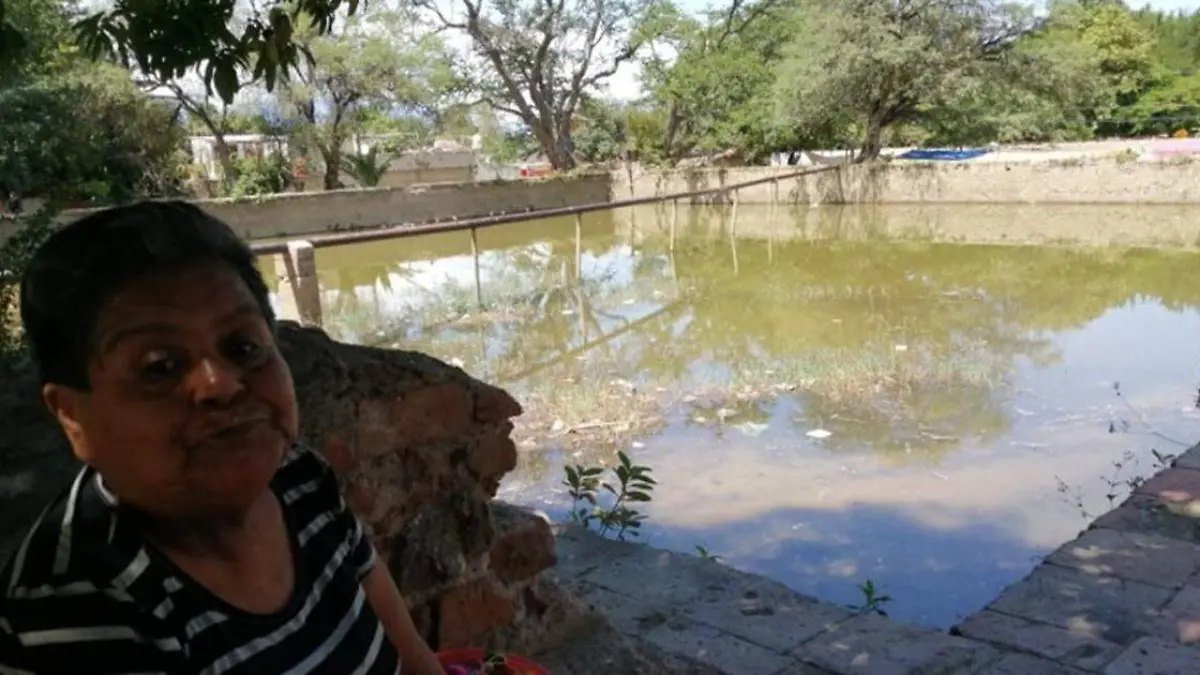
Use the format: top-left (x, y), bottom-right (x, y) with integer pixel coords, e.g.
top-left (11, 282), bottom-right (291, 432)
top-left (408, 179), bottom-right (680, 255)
top-left (29, 0), bottom-right (365, 105)
top-left (562, 451), bottom-right (656, 540)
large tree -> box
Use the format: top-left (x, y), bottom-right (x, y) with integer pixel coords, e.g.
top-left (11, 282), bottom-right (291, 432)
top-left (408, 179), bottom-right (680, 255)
top-left (281, 7), bottom-right (461, 189)
top-left (416, 0), bottom-right (662, 170)
top-left (641, 0), bottom-right (795, 164)
top-left (773, 0), bottom-right (1038, 160)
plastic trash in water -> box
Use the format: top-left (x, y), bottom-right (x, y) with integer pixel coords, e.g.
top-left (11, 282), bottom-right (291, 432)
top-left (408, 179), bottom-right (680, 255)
top-left (806, 429), bottom-right (832, 439)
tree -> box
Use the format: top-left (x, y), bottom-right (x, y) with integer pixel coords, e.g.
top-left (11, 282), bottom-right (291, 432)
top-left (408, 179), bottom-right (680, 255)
top-left (0, 64), bottom-right (187, 204)
top-left (0, 0), bottom-right (80, 85)
top-left (642, 0), bottom-right (796, 163)
top-left (281, 8), bottom-right (461, 189)
top-left (1, 0), bottom-right (368, 106)
top-left (773, 0), bottom-right (1037, 160)
top-left (417, 0), bottom-right (662, 170)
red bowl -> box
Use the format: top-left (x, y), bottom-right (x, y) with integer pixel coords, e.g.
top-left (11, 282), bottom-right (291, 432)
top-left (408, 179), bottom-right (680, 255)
top-left (436, 648), bottom-right (550, 675)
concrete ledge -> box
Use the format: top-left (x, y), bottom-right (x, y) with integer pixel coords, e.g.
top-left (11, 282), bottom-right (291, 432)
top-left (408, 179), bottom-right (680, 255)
top-left (615, 161), bottom-right (1200, 205)
top-left (0, 173), bottom-right (612, 245)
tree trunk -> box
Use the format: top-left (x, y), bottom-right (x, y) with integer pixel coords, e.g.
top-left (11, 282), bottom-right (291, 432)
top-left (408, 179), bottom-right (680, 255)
top-left (321, 145), bottom-right (342, 191)
top-left (856, 119), bottom-right (885, 162)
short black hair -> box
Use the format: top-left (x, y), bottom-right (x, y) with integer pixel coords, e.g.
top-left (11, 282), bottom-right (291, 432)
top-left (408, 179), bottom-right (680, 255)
top-left (19, 200), bottom-right (274, 389)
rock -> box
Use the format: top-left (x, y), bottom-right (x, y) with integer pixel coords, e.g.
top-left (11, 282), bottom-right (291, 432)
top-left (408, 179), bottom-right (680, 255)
top-left (275, 324), bottom-right (549, 647)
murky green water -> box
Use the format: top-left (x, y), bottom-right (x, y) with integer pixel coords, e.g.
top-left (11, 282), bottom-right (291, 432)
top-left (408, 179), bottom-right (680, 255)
top-left (273, 203), bottom-right (1200, 629)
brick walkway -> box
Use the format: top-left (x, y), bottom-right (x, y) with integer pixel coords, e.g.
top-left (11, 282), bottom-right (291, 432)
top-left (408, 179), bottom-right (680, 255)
top-left (546, 444), bottom-right (1200, 674)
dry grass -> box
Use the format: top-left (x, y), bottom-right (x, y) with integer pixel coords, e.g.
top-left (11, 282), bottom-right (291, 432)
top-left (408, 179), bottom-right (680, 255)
top-left (730, 347), bottom-right (1004, 406)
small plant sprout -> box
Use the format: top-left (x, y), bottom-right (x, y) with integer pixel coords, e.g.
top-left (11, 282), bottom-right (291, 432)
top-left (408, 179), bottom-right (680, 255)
top-left (563, 464), bottom-right (604, 526)
top-left (561, 451), bottom-right (657, 541)
top-left (695, 545), bottom-right (722, 563)
top-left (850, 579), bottom-right (893, 616)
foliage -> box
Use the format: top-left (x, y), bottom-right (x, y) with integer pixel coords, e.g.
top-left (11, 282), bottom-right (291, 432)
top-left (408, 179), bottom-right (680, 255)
top-left (416, 0), bottom-right (664, 170)
top-left (229, 152), bottom-right (294, 197)
top-left (563, 451), bottom-right (657, 541)
top-left (42, 0), bottom-right (359, 104)
top-left (0, 201), bottom-right (58, 360)
top-left (694, 545), bottom-right (722, 562)
top-left (0, 64), bottom-right (186, 204)
top-left (849, 579), bottom-right (893, 616)
top-left (341, 146), bottom-right (393, 187)
top-left (774, 0), bottom-right (1038, 160)
top-left (282, 7), bottom-right (460, 190)
top-left (644, 0), bottom-right (798, 163)
top-left (573, 98), bottom-right (629, 163)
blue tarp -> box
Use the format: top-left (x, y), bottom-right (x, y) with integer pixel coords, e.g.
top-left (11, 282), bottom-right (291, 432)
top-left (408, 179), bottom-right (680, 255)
top-left (895, 148), bottom-right (992, 161)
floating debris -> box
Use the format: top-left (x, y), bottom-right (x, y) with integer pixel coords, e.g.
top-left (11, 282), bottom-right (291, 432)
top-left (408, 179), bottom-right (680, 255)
top-left (736, 422), bottom-right (769, 437)
top-left (894, 344), bottom-right (908, 352)
top-left (806, 429), bottom-right (833, 439)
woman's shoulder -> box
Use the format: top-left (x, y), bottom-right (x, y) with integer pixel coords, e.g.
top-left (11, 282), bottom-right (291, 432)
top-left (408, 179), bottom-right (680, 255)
top-left (1, 466), bottom-right (133, 596)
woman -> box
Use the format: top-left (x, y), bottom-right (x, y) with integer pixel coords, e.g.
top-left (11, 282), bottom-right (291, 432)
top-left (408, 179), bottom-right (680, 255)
top-left (0, 202), bottom-right (444, 674)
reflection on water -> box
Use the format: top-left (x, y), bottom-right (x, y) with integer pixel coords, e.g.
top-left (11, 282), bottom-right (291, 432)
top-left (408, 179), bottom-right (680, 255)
top-left (281, 203), bottom-right (1200, 629)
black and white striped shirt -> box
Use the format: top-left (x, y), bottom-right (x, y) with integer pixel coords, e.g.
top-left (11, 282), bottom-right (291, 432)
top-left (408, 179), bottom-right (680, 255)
top-left (0, 445), bottom-right (401, 675)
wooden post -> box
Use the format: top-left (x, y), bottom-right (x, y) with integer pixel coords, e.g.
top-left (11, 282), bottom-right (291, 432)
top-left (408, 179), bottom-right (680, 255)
top-left (273, 240), bottom-right (322, 325)
top-left (670, 198), bottom-right (678, 252)
top-left (470, 226), bottom-right (483, 309)
top-left (730, 188), bottom-right (740, 236)
top-left (574, 212), bottom-right (583, 282)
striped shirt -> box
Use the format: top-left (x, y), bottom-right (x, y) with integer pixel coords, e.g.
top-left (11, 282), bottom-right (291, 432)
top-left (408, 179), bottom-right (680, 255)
top-left (0, 445), bottom-right (401, 675)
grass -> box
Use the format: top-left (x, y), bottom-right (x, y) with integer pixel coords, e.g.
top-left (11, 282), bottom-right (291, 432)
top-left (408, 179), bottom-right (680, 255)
top-left (727, 345), bottom-right (1003, 406)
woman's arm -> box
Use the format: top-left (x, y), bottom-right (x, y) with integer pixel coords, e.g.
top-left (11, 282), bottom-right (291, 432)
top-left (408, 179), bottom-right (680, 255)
top-left (362, 563), bottom-right (445, 675)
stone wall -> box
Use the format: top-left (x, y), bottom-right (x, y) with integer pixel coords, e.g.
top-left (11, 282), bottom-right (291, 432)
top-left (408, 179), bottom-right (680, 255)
top-left (0, 173), bottom-right (611, 245)
top-left (614, 159), bottom-right (1200, 204)
top-left (0, 324), bottom-right (565, 651)
top-left (277, 324), bottom-right (562, 648)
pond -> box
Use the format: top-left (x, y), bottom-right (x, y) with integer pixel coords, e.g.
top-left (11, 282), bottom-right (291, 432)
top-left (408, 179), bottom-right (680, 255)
top-left (279, 202), bottom-right (1200, 630)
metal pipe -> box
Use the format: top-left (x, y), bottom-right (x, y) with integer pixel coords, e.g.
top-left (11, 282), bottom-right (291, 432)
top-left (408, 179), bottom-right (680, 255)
top-left (249, 165), bottom-right (838, 255)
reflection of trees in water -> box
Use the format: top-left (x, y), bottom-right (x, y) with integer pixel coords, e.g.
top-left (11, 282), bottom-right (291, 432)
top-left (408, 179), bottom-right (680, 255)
top-left (321, 214), bottom-right (1200, 460)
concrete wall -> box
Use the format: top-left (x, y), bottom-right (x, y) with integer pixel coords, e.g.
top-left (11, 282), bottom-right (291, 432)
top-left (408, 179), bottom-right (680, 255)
top-left (0, 173), bottom-right (611, 245)
top-left (613, 159), bottom-right (1200, 205)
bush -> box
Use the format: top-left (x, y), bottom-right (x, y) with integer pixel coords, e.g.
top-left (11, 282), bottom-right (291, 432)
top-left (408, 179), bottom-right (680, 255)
top-left (0, 203), bottom-right (57, 361)
top-left (230, 152), bottom-right (295, 197)
top-left (0, 64), bottom-right (187, 205)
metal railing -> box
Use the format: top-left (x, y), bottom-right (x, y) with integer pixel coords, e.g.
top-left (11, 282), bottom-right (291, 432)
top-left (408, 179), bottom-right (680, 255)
top-left (248, 164), bottom-right (840, 255)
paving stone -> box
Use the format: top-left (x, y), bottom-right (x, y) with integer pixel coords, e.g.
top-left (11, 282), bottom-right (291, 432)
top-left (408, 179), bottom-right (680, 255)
top-left (582, 543), bottom-right (754, 607)
top-left (973, 653), bottom-right (1091, 675)
top-left (1170, 445), bottom-right (1200, 471)
top-left (770, 662), bottom-right (838, 675)
top-left (1093, 495), bottom-right (1200, 545)
top-left (1046, 528), bottom-right (1200, 589)
top-left (1136, 469), bottom-right (1200, 511)
top-left (953, 610), bottom-right (1124, 671)
top-left (682, 571), bottom-right (853, 653)
top-left (551, 525), bottom-right (641, 578)
top-left (565, 581), bottom-right (679, 635)
top-left (1138, 586), bottom-right (1200, 646)
top-left (1103, 636), bottom-right (1200, 675)
top-left (793, 612), bottom-right (996, 675)
top-left (641, 615), bottom-right (797, 675)
top-left (986, 563), bottom-right (1173, 644)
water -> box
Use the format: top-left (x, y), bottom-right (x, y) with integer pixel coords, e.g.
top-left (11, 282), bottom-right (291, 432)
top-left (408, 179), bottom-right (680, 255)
top-left (277, 203), bottom-right (1200, 629)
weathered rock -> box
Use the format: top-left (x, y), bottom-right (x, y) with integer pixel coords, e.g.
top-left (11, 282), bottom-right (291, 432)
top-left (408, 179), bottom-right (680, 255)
top-left (275, 324), bottom-right (557, 648)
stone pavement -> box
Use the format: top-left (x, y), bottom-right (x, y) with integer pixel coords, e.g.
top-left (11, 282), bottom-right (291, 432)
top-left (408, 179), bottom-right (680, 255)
top-left (544, 444), bottom-right (1200, 674)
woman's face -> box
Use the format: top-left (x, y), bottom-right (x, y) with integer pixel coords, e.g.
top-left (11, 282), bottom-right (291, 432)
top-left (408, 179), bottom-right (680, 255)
top-left (44, 262), bottom-right (299, 522)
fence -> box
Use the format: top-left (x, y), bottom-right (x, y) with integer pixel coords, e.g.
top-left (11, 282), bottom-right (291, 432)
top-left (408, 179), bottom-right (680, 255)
top-left (257, 164), bottom-right (841, 324)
